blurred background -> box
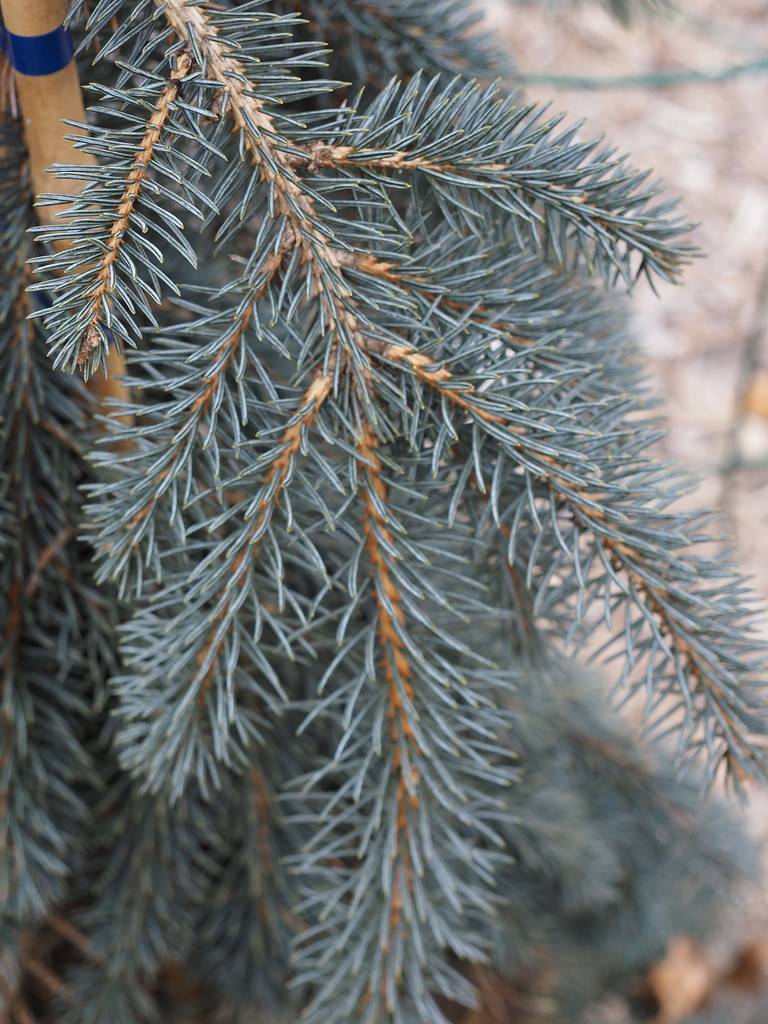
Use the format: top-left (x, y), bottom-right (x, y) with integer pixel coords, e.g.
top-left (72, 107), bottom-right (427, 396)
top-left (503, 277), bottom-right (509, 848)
top-left (487, 0), bottom-right (768, 601)
top-left (479, 2), bottom-right (768, 1021)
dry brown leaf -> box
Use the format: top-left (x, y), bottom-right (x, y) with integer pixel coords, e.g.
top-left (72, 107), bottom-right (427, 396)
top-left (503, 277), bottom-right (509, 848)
top-left (744, 372), bottom-right (768, 420)
top-left (724, 935), bottom-right (768, 991)
top-left (648, 937), bottom-right (714, 1024)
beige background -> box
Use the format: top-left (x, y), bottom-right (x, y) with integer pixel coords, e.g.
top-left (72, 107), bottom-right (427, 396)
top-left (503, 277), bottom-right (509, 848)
top-left (486, 0), bottom-right (768, 610)
top-left (482, 5), bottom-right (768, 1018)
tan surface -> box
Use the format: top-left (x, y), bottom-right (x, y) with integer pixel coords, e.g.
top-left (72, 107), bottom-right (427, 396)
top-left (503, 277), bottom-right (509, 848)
top-left (0, 0), bottom-right (67, 35)
top-left (1, 0), bottom-right (89, 212)
top-left (0, 0), bottom-right (128, 400)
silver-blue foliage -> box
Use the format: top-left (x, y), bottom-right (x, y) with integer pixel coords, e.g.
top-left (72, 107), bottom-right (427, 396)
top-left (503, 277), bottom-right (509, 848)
top-left (0, 1), bottom-right (764, 1022)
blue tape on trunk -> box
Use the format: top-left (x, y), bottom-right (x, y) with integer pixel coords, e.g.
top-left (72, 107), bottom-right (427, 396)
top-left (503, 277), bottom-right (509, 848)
top-left (0, 23), bottom-right (74, 76)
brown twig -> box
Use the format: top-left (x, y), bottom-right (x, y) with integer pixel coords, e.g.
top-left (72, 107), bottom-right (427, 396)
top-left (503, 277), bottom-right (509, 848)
top-left (77, 53), bottom-right (192, 368)
top-left (24, 527), bottom-right (76, 597)
top-left (47, 915), bottom-right (92, 959)
top-left (158, 0), bottom-right (363, 342)
top-left (194, 368), bottom-right (333, 702)
top-left (356, 423), bottom-right (420, 1002)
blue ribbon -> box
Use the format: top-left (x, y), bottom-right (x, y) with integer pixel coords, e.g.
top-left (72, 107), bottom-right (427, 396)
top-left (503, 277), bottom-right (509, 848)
top-left (0, 23), bottom-right (73, 76)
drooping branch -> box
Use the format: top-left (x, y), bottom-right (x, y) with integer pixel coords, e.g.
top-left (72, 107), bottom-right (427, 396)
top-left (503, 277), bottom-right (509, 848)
top-left (374, 339), bottom-right (766, 779)
top-left (357, 423), bottom-right (420, 956)
top-left (282, 79), bottom-right (695, 286)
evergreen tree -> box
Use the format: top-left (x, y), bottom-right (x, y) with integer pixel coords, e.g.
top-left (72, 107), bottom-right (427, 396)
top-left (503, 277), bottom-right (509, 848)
top-left (0, 1), bottom-right (765, 1022)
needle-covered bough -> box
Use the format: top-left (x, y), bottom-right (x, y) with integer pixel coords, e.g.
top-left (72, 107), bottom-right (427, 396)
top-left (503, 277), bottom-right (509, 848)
top-left (0, 1), bottom-right (765, 1022)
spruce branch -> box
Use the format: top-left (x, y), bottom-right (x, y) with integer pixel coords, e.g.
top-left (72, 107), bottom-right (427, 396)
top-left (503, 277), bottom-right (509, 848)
top-left (111, 366), bottom-right (333, 795)
top-left (7, 4), bottom-right (765, 1022)
top-left (0, 121), bottom-right (112, 933)
top-left (55, 781), bottom-right (209, 1024)
top-left (288, 77), bottom-right (695, 285)
top-left (77, 52), bottom-right (193, 369)
top-left (86, 239), bottom-right (293, 593)
top-left (289, 0), bottom-right (509, 83)
top-left (191, 368), bottom-right (333, 696)
top-left (157, 0), bottom-right (367, 349)
top-left (29, 52), bottom-right (206, 375)
top-left (283, 379), bottom-right (526, 1022)
top-left (373, 339), bottom-right (766, 781)
top-left (357, 421), bottom-right (421, 946)
top-left (38, 0), bottom-right (694, 387)
top-left (188, 756), bottom-right (299, 1014)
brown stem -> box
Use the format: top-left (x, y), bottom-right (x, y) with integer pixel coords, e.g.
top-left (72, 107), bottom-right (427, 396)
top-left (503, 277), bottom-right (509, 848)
top-left (157, 0), bottom-right (370, 351)
top-left (24, 526), bottom-right (75, 597)
top-left (125, 241), bottom-right (290, 541)
top-left (78, 53), bottom-right (192, 367)
top-left (356, 424), bottom-right (419, 995)
top-left (194, 368), bottom-right (332, 702)
top-left (293, 140), bottom-right (508, 177)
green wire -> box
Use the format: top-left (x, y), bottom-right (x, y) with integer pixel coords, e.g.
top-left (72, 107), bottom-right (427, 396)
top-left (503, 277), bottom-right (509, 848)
top-left (510, 55), bottom-right (768, 90)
